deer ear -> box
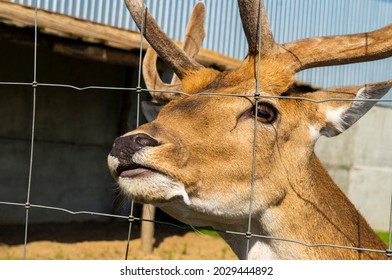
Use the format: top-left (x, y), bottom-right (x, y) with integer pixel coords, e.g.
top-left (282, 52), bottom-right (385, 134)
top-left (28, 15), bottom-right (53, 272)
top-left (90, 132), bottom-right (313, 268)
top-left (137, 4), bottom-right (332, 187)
top-left (311, 81), bottom-right (392, 138)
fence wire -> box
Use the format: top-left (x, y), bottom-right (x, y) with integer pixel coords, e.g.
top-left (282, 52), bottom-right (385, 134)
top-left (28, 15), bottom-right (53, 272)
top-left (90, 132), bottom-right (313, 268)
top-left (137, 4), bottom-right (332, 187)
top-left (22, 0), bottom-right (39, 260)
top-left (0, 0), bottom-right (391, 260)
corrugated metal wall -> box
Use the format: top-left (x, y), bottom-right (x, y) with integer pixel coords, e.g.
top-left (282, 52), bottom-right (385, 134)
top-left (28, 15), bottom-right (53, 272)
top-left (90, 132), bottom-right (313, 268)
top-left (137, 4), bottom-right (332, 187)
top-left (10, 0), bottom-right (392, 103)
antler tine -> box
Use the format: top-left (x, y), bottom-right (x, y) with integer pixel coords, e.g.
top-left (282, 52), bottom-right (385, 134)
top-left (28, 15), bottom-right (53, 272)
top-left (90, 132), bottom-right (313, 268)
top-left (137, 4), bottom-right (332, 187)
top-left (125, 0), bottom-right (203, 80)
top-left (142, 49), bottom-right (182, 103)
top-left (283, 24), bottom-right (392, 72)
top-left (237, 0), bottom-right (276, 55)
top-left (171, 2), bottom-right (206, 84)
top-left (143, 2), bottom-right (206, 103)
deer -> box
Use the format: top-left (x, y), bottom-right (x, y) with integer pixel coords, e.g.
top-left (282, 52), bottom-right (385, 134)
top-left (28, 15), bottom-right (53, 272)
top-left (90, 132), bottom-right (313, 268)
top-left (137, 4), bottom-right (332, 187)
top-left (108, 0), bottom-right (392, 259)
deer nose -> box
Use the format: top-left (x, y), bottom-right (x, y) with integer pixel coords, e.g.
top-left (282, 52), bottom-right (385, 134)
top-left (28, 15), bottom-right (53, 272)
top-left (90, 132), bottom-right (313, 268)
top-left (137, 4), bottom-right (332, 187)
top-left (110, 133), bottom-right (159, 159)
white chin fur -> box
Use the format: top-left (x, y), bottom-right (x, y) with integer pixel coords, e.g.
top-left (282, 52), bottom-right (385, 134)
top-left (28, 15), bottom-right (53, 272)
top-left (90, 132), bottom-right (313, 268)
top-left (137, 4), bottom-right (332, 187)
top-left (107, 155), bottom-right (120, 177)
top-left (118, 172), bottom-right (191, 206)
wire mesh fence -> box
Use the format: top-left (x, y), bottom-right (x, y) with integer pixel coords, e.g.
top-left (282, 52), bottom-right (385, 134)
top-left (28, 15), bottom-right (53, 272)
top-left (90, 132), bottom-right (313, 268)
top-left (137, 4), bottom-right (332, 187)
top-left (0, 0), bottom-right (391, 260)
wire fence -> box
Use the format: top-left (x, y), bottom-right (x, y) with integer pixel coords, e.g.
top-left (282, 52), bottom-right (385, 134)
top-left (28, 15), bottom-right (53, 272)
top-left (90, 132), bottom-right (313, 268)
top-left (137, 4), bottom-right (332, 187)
top-left (0, 0), bottom-right (392, 260)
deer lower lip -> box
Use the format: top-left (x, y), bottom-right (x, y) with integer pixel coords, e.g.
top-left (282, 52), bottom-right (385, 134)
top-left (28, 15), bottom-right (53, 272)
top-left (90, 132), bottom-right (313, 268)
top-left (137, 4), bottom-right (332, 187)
top-left (120, 168), bottom-right (153, 178)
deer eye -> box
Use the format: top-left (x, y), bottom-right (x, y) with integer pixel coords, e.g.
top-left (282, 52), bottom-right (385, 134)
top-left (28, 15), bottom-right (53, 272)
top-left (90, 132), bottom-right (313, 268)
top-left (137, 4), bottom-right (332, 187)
top-left (253, 103), bottom-right (277, 124)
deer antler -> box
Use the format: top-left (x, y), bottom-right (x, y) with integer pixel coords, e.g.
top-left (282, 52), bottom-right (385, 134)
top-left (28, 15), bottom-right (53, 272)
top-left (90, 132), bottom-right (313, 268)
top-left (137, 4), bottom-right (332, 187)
top-left (124, 0), bottom-right (204, 79)
top-left (236, 0), bottom-right (392, 96)
top-left (238, 0), bottom-right (276, 55)
top-left (238, 0), bottom-right (392, 72)
top-left (238, 0), bottom-right (392, 75)
top-left (282, 24), bottom-right (392, 72)
top-left (142, 2), bottom-right (206, 104)
top-left (129, 0), bottom-right (392, 93)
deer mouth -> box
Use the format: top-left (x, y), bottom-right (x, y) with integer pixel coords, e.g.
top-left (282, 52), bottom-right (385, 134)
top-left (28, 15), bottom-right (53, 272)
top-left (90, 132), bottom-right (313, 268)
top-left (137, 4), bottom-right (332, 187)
top-left (108, 155), bottom-right (191, 206)
top-left (116, 163), bottom-right (157, 178)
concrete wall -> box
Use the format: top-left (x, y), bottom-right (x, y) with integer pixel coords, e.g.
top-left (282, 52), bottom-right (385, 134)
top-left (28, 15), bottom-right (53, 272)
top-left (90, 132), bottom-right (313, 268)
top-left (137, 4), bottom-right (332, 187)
top-left (316, 106), bottom-right (392, 231)
top-left (0, 41), bottom-right (141, 223)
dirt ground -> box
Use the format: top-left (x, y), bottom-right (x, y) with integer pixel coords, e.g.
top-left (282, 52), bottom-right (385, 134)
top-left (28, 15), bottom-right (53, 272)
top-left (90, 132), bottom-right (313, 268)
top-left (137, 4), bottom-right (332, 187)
top-left (0, 222), bottom-right (237, 260)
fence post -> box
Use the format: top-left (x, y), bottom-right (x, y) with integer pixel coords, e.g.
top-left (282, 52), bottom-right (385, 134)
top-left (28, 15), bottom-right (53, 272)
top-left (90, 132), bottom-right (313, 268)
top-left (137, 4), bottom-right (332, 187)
top-left (140, 204), bottom-right (156, 254)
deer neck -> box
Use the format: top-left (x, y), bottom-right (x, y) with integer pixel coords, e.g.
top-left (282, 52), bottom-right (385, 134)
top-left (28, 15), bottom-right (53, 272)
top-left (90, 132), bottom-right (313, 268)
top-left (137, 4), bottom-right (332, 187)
top-left (218, 154), bottom-right (385, 260)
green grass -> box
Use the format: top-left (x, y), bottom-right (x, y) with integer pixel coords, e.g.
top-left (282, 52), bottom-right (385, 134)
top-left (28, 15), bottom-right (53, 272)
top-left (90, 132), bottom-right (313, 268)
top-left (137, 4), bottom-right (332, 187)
top-left (181, 243), bottom-right (188, 255)
top-left (194, 228), bottom-right (391, 247)
top-left (376, 231), bottom-right (390, 246)
top-left (195, 227), bottom-right (220, 238)
top-left (165, 250), bottom-right (173, 260)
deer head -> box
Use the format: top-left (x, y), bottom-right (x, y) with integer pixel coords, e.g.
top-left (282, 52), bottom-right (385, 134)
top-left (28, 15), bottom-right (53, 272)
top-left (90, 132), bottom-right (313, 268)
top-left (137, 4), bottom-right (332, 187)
top-left (108, 0), bottom-right (392, 259)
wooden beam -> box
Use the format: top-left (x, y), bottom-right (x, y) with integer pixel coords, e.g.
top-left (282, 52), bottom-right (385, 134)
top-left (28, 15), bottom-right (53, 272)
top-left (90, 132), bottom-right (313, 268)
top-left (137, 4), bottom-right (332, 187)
top-left (0, 23), bottom-right (141, 66)
top-left (0, 1), bottom-right (240, 70)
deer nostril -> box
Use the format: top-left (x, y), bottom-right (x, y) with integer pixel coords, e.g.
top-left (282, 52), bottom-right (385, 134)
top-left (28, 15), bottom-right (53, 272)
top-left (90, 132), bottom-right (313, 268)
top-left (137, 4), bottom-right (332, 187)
top-left (134, 133), bottom-right (159, 147)
top-left (110, 133), bottom-right (159, 159)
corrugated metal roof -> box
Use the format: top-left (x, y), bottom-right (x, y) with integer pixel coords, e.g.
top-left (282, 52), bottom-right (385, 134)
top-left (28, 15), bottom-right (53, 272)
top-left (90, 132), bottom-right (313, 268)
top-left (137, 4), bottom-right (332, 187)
top-left (10, 0), bottom-right (392, 104)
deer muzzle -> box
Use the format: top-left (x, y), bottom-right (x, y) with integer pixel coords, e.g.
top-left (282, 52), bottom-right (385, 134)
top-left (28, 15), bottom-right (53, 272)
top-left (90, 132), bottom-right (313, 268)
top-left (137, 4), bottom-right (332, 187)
top-left (108, 133), bottom-right (159, 178)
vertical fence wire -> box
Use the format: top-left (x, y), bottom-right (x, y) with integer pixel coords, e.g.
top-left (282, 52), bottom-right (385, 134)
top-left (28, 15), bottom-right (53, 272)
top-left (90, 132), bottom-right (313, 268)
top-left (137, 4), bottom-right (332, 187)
top-left (124, 0), bottom-right (146, 261)
top-left (388, 192), bottom-right (392, 259)
top-left (23, 0), bottom-right (39, 260)
top-left (246, 0), bottom-right (265, 260)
